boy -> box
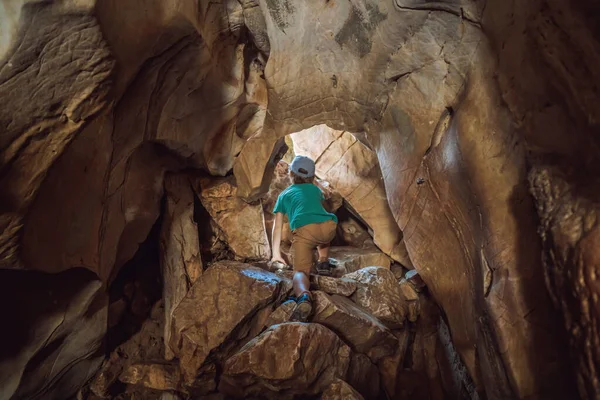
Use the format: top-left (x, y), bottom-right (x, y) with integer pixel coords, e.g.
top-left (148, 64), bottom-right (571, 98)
top-left (271, 155), bottom-right (338, 322)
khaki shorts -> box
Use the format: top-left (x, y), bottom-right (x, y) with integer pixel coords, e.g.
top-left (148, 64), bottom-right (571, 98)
top-left (292, 220), bottom-right (337, 274)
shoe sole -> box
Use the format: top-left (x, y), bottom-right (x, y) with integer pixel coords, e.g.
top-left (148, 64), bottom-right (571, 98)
top-left (291, 301), bottom-right (312, 322)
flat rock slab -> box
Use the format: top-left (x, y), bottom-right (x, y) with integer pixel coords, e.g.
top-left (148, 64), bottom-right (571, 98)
top-left (328, 246), bottom-right (391, 275)
top-left (170, 261), bottom-right (291, 383)
top-left (312, 291), bottom-right (397, 362)
top-left (220, 323), bottom-right (351, 399)
top-left (322, 379), bottom-right (364, 400)
top-left (311, 275), bottom-right (357, 296)
top-left (345, 267), bottom-right (407, 329)
top-left (195, 177), bottom-right (271, 260)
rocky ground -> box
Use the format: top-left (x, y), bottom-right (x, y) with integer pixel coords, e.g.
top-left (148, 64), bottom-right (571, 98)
top-left (81, 257), bottom-right (470, 400)
top-left (77, 157), bottom-right (466, 400)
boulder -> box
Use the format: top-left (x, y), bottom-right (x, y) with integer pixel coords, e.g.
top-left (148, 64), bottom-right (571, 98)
top-left (312, 291), bottom-right (398, 362)
top-left (119, 363), bottom-right (182, 391)
top-left (264, 299), bottom-right (296, 328)
top-left (220, 323), bottom-right (351, 398)
top-left (194, 177), bottom-right (270, 260)
top-left (345, 267), bottom-right (407, 328)
top-left (160, 173), bottom-right (203, 360)
top-left (322, 379), bottom-right (364, 400)
top-left (170, 262), bottom-right (291, 383)
top-left (311, 275), bottom-right (357, 297)
top-left (328, 246), bottom-right (391, 276)
top-left (338, 218), bottom-right (375, 249)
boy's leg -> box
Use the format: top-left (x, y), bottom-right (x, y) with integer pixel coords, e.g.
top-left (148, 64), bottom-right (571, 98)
top-left (290, 226), bottom-right (317, 322)
top-left (317, 244), bottom-right (330, 262)
top-left (293, 271), bottom-right (310, 298)
top-left (291, 228), bottom-right (315, 297)
top-left (315, 220), bottom-right (337, 274)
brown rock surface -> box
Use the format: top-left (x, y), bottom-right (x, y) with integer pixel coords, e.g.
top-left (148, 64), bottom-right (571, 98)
top-left (329, 246), bottom-right (391, 275)
top-left (292, 126), bottom-right (411, 267)
top-left (90, 301), bottom-right (165, 397)
top-left (378, 329), bottom-right (411, 399)
top-left (530, 165), bottom-right (600, 397)
top-left (170, 261), bottom-right (290, 383)
top-left (194, 177), bottom-right (270, 261)
top-left (312, 291), bottom-right (397, 362)
top-left (338, 218), bottom-right (375, 249)
top-left (345, 267), bottom-right (407, 329)
top-left (4, 0), bottom-right (599, 398)
top-left (257, 1), bottom-right (575, 396)
top-left (264, 299), bottom-right (296, 328)
top-left (0, 3), bottom-right (113, 269)
top-left (311, 275), bottom-right (358, 297)
top-left (160, 174), bottom-right (203, 360)
top-left (347, 353), bottom-right (381, 400)
top-left (220, 322), bottom-right (351, 398)
top-left (0, 268), bottom-right (106, 400)
top-left (119, 363), bottom-right (182, 391)
top-left (322, 379), bottom-right (365, 400)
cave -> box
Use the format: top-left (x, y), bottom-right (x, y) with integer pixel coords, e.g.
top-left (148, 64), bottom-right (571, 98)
top-left (1, 0), bottom-right (599, 399)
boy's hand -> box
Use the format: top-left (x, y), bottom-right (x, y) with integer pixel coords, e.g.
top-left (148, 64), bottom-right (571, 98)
top-left (271, 255), bottom-right (287, 265)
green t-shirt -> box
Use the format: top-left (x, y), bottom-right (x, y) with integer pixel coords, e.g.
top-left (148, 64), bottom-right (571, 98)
top-left (273, 183), bottom-right (338, 231)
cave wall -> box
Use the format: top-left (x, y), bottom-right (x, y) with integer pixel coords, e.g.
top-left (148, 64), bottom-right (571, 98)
top-left (254, 0), bottom-right (574, 397)
top-left (1, 0), bottom-right (599, 398)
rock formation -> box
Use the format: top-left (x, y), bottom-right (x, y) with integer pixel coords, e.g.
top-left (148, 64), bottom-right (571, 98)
top-left (2, 0), bottom-right (599, 398)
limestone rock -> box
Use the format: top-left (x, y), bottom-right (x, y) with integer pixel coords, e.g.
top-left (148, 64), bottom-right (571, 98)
top-left (220, 323), bottom-right (351, 398)
top-left (346, 353), bottom-right (381, 400)
top-left (312, 291), bottom-right (398, 362)
top-left (264, 299), bottom-right (296, 328)
top-left (195, 177), bottom-right (270, 260)
top-left (398, 277), bottom-right (421, 322)
top-left (90, 301), bottom-right (165, 397)
top-left (345, 267), bottom-right (407, 328)
top-left (328, 246), bottom-right (391, 275)
top-left (262, 160), bottom-right (295, 247)
top-left (0, 268), bottom-right (106, 400)
top-left (170, 262), bottom-right (290, 383)
top-left (530, 165), bottom-right (600, 397)
top-left (311, 275), bottom-right (357, 297)
top-left (0, 3), bottom-right (114, 269)
top-left (160, 173), bottom-right (203, 360)
top-left (338, 218), bottom-right (375, 249)
top-left (292, 126), bottom-right (411, 267)
top-left (321, 379), bottom-right (364, 400)
top-left (234, 131), bottom-right (288, 202)
top-left (119, 363), bottom-right (182, 391)
top-left (378, 330), bottom-right (411, 399)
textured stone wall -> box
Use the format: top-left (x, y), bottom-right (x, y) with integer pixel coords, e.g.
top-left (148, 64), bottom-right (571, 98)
top-left (1, 0), bottom-right (599, 398)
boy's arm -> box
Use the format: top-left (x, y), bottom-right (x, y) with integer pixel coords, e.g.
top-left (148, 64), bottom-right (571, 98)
top-left (271, 212), bottom-right (286, 263)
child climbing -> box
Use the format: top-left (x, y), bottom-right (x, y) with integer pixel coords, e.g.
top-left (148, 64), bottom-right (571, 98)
top-left (270, 155), bottom-right (338, 322)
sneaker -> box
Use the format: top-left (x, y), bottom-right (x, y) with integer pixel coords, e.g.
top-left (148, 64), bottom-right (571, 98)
top-left (290, 293), bottom-right (312, 322)
top-left (316, 260), bottom-right (333, 276)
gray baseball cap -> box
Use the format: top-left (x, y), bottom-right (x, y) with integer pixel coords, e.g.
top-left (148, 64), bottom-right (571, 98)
top-left (290, 155), bottom-right (315, 178)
